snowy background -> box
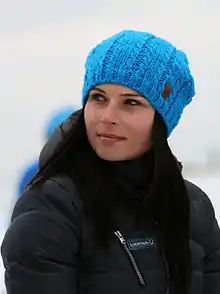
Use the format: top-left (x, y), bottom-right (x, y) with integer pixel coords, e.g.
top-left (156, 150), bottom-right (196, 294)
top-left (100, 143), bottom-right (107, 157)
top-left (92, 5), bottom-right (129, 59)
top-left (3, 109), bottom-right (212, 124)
top-left (0, 0), bottom-right (220, 292)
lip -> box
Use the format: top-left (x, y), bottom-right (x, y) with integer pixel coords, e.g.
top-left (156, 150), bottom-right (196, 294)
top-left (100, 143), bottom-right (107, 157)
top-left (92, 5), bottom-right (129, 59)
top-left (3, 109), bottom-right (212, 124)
top-left (97, 133), bottom-right (126, 140)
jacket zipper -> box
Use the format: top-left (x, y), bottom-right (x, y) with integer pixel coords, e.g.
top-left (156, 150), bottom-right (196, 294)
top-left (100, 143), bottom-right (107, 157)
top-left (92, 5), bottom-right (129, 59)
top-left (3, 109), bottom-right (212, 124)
top-left (114, 230), bottom-right (147, 288)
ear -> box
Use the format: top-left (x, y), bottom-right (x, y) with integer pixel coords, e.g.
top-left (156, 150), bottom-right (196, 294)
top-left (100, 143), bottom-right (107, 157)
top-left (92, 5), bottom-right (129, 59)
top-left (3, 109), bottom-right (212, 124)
top-left (162, 83), bottom-right (172, 99)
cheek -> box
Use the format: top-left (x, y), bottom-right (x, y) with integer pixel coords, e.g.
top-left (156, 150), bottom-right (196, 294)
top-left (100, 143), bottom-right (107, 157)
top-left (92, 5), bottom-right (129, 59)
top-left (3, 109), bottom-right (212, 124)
top-left (84, 104), bottom-right (97, 139)
top-left (136, 125), bottom-right (153, 147)
top-left (128, 112), bottom-right (155, 146)
top-left (84, 102), bottom-right (100, 123)
top-left (84, 103), bottom-right (95, 125)
top-left (84, 105), bottom-right (92, 135)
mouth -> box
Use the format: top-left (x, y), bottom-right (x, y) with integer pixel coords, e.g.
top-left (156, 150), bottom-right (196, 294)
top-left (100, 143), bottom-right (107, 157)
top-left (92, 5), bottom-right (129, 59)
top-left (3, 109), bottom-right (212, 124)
top-left (97, 133), bottom-right (126, 140)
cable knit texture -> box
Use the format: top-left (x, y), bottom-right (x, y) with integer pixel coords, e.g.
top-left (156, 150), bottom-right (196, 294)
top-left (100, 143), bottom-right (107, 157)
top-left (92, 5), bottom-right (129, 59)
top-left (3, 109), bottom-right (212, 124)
top-left (82, 30), bottom-right (195, 136)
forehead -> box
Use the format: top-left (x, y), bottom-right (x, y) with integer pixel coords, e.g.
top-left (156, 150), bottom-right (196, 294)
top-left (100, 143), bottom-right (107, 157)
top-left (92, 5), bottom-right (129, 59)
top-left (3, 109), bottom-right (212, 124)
top-left (92, 83), bottom-right (141, 95)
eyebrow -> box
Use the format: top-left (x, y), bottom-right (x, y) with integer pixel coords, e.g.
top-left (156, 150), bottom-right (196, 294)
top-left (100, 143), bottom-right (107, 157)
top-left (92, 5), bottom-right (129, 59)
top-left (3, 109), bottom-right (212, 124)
top-left (92, 87), bottom-right (141, 97)
top-left (92, 87), bottom-right (106, 94)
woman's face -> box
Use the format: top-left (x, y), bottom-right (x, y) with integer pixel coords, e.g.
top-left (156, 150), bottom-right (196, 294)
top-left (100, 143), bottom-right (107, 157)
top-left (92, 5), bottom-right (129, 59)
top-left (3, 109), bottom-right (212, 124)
top-left (84, 84), bottom-right (155, 161)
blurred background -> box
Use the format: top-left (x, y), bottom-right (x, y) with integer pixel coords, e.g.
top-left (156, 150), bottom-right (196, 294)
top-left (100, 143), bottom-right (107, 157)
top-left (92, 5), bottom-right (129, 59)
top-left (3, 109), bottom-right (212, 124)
top-left (0, 0), bottom-right (220, 291)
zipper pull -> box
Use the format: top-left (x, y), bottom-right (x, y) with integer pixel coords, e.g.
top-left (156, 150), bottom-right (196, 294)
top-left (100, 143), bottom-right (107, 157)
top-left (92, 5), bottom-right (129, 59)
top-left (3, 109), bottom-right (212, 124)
top-left (114, 230), bottom-right (147, 288)
top-left (114, 230), bottom-right (126, 244)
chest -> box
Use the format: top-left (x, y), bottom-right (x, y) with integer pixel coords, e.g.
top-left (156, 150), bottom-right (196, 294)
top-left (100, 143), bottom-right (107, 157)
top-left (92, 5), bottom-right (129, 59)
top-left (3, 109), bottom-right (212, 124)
top-left (77, 205), bottom-right (205, 294)
top-left (78, 225), bottom-right (168, 294)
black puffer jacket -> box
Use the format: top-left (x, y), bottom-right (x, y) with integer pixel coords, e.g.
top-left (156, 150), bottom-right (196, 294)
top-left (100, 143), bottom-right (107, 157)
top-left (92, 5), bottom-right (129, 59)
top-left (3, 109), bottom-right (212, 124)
top-left (1, 112), bottom-right (220, 294)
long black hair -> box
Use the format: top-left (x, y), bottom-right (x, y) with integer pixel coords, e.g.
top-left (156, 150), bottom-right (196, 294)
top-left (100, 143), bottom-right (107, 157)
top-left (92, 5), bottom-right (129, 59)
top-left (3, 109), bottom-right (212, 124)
top-left (27, 109), bottom-right (191, 294)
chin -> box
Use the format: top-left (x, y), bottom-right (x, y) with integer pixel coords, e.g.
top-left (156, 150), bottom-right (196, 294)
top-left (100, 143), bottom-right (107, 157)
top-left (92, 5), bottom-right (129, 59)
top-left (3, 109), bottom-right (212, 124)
top-left (95, 149), bottom-right (139, 162)
top-left (96, 151), bottom-right (128, 162)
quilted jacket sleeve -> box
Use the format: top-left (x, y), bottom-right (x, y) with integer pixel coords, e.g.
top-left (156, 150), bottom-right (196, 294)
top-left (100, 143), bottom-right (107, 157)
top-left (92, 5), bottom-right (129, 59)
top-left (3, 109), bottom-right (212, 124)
top-left (190, 182), bottom-right (220, 294)
top-left (202, 194), bottom-right (220, 294)
top-left (1, 177), bottom-right (81, 294)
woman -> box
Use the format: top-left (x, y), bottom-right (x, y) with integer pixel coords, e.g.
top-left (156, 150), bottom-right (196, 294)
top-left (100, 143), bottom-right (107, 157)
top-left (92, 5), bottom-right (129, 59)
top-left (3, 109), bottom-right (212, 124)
top-left (1, 30), bottom-right (220, 294)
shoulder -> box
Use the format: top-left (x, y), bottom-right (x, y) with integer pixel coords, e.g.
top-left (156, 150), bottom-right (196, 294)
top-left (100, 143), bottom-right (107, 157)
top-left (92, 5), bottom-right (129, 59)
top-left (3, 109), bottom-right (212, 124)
top-left (185, 179), bottom-right (220, 250)
top-left (11, 174), bottom-right (83, 224)
top-left (1, 175), bottom-right (82, 273)
top-left (185, 179), bottom-right (216, 218)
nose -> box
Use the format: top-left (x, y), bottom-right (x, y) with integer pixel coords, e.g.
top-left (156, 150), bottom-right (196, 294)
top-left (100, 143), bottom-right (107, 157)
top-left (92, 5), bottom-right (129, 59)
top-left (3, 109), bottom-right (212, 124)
top-left (100, 103), bottom-right (119, 125)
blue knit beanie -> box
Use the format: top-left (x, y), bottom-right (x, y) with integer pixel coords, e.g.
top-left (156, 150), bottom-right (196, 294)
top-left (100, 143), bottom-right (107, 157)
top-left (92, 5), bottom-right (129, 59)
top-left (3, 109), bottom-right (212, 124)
top-left (82, 30), bottom-right (195, 136)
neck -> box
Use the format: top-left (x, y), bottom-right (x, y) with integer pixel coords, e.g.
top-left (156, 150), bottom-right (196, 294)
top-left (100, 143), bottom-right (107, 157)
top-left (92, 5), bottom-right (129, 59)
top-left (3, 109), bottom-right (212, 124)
top-left (108, 149), bottom-right (155, 200)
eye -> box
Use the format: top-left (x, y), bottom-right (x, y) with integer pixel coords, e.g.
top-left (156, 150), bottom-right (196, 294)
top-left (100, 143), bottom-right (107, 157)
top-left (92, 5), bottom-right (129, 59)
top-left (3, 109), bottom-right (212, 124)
top-left (89, 93), bottom-right (106, 102)
top-left (124, 99), bottom-right (141, 106)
